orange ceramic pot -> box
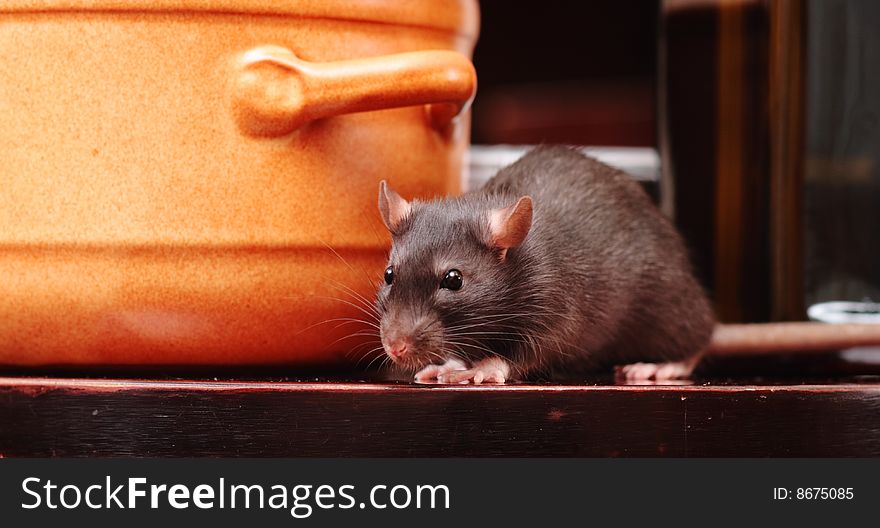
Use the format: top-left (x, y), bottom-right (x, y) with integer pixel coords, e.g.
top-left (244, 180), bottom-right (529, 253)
top-left (0, 1), bottom-right (478, 366)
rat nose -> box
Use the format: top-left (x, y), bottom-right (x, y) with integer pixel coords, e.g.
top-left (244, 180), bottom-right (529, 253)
top-left (385, 338), bottom-right (410, 359)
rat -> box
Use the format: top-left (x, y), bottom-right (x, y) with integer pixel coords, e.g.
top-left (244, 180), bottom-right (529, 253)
top-left (375, 145), bottom-right (716, 383)
top-left (373, 145), bottom-right (880, 382)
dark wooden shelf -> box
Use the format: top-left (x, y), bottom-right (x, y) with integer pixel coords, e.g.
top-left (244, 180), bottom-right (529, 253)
top-left (2, 375), bottom-right (879, 457)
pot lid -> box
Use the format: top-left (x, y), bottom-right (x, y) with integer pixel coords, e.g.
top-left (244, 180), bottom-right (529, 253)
top-left (0, 0), bottom-right (480, 39)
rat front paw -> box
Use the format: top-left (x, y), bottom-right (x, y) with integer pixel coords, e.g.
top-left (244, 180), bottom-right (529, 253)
top-left (414, 358), bottom-right (468, 382)
top-left (436, 358), bottom-right (511, 385)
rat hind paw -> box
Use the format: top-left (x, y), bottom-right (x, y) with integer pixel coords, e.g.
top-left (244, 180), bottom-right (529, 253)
top-left (436, 357), bottom-right (511, 385)
top-left (414, 358), bottom-right (467, 382)
top-left (616, 357), bottom-right (699, 382)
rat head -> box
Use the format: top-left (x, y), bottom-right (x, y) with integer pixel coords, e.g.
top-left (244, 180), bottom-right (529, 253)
top-left (376, 181), bottom-right (533, 371)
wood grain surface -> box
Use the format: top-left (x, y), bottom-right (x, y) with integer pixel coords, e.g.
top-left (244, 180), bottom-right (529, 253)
top-left (2, 375), bottom-right (879, 457)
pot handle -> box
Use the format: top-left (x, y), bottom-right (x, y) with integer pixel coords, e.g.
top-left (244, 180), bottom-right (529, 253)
top-left (230, 46), bottom-right (477, 138)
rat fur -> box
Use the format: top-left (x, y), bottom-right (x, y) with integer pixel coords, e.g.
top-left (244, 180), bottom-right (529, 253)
top-left (376, 145), bottom-right (715, 383)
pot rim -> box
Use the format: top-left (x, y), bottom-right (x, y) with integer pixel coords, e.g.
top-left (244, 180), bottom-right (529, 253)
top-left (0, 0), bottom-right (480, 39)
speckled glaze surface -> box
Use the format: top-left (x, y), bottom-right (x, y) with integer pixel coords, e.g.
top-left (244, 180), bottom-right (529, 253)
top-left (0, 0), bottom-right (478, 366)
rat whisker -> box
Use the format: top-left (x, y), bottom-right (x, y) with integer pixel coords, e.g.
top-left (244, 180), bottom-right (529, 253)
top-left (317, 240), bottom-right (382, 292)
top-left (447, 330), bottom-right (532, 338)
top-left (336, 330), bottom-right (379, 337)
top-left (327, 278), bottom-right (383, 319)
top-left (364, 350), bottom-right (390, 371)
top-left (445, 318), bottom-right (551, 335)
top-left (326, 330), bottom-right (378, 349)
top-left (424, 349), bottom-right (455, 367)
top-left (348, 341), bottom-right (383, 358)
top-left (447, 332), bottom-right (533, 349)
top-left (289, 312), bottom-right (379, 338)
top-left (327, 317), bottom-right (380, 330)
top-left (442, 315), bottom-right (529, 333)
top-left (442, 338), bottom-right (502, 360)
top-left (312, 295), bottom-right (381, 324)
top-left (444, 343), bottom-right (473, 364)
top-left (344, 344), bottom-right (381, 362)
top-left (350, 346), bottom-right (385, 368)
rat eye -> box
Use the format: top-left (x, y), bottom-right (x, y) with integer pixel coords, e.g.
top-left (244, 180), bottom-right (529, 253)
top-left (440, 269), bottom-right (463, 290)
top-left (384, 266), bottom-right (394, 285)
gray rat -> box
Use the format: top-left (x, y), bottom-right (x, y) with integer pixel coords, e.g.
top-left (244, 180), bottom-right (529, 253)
top-left (376, 145), bottom-right (715, 383)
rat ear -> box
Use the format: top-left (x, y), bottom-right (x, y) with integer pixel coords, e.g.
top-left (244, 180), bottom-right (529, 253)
top-left (378, 180), bottom-right (412, 232)
top-left (489, 196), bottom-right (533, 251)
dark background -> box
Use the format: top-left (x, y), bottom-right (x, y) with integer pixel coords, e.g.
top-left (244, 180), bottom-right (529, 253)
top-left (471, 0), bottom-right (658, 147)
